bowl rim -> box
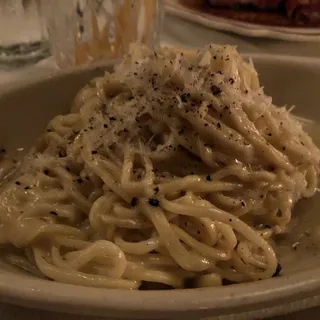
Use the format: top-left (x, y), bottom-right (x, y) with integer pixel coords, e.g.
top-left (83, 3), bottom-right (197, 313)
top-left (1, 53), bottom-right (320, 97)
top-left (1, 54), bottom-right (320, 317)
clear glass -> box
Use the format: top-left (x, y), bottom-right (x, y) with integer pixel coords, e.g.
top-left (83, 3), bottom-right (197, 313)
top-left (0, 0), bottom-right (50, 69)
top-left (43, 0), bottom-right (164, 69)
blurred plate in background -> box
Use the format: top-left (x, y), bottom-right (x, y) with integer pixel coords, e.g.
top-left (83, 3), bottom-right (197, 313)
top-left (166, 0), bottom-right (320, 42)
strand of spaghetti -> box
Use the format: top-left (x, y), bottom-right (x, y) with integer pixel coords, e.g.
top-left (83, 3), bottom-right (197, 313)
top-left (114, 231), bottom-right (160, 255)
top-left (123, 261), bottom-right (184, 288)
top-left (59, 240), bottom-right (127, 278)
top-left (52, 167), bottom-right (92, 213)
top-left (21, 203), bottom-right (79, 224)
top-left (139, 200), bottom-right (212, 272)
top-left (53, 235), bottom-right (89, 250)
top-left (175, 105), bottom-right (254, 163)
top-left (157, 176), bottom-right (242, 195)
top-left (210, 164), bottom-right (277, 182)
top-left (8, 220), bottom-right (87, 247)
top-left (33, 247), bottom-right (138, 289)
top-left (89, 193), bottom-right (118, 234)
top-left (127, 253), bottom-right (177, 267)
top-left (160, 198), bottom-right (278, 279)
top-left (121, 145), bottom-right (154, 196)
top-left (170, 224), bottom-right (232, 261)
top-left (237, 241), bottom-right (267, 269)
top-left (229, 106), bottom-right (295, 172)
top-left (82, 149), bottom-right (131, 202)
top-left (303, 166), bottom-right (318, 197)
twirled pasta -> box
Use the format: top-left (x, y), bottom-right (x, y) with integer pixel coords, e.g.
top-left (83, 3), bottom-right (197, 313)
top-left (0, 44), bottom-right (319, 289)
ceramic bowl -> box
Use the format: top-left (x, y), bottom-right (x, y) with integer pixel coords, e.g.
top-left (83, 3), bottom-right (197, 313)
top-left (0, 55), bottom-right (320, 319)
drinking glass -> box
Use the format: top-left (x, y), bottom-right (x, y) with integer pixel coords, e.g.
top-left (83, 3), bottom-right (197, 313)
top-left (0, 0), bottom-right (50, 69)
top-left (43, 0), bottom-right (164, 69)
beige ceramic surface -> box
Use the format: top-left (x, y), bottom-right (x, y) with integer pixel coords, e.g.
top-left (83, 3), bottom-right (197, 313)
top-left (0, 56), bottom-right (320, 319)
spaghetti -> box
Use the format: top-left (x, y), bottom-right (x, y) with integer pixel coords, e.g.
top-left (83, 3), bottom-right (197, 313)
top-left (0, 44), bottom-right (319, 289)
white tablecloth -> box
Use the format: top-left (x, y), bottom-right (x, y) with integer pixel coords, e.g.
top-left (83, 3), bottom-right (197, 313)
top-left (1, 13), bottom-right (320, 320)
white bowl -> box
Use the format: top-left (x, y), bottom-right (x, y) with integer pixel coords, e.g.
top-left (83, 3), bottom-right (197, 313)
top-left (1, 56), bottom-right (320, 319)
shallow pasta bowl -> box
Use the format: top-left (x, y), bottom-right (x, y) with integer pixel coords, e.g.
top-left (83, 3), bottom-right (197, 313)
top-left (1, 55), bottom-right (320, 319)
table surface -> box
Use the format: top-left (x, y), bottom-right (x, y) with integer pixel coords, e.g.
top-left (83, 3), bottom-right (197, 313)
top-left (1, 12), bottom-right (320, 320)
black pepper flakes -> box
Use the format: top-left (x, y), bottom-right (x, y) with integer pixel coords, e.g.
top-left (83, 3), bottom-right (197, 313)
top-left (272, 263), bottom-right (282, 277)
top-left (15, 181), bottom-right (21, 185)
top-left (24, 186), bottom-right (30, 190)
top-left (76, 178), bottom-right (83, 184)
top-left (206, 175), bottom-right (212, 181)
top-left (76, 3), bottom-right (84, 17)
top-left (43, 169), bottom-right (49, 175)
top-left (210, 85), bottom-right (222, 95)
top-left (50, 211), bottom-right (58, 216)
top-left (217, 122), bottom-right (221, 129)
top-left (103, 124), bottom-right (108, 128)
top-left (148, 199), bottom-right (159, 207)
top-left (91, 150), bottom-right (98, 155)
top-left (109, 116), bottom-right (116, 121)
top-left (241, 201), bottom-right (246, 207)
top-left (130, 197), bottom-right (138, 207)
top-left (229, 78), bottom-right (235, 84)
top-left (180, 93), bottom-right (188, 103)
top-left (154, 186), bottom-right (159, 194)
top-left (79, 24), bottom-right (84, 34)
top-left (58, 150), bottom-right (66, 158)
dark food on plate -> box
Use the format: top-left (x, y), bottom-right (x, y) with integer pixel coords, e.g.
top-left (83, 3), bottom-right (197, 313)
top-left (202, 0), bottom-right (320, 27)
